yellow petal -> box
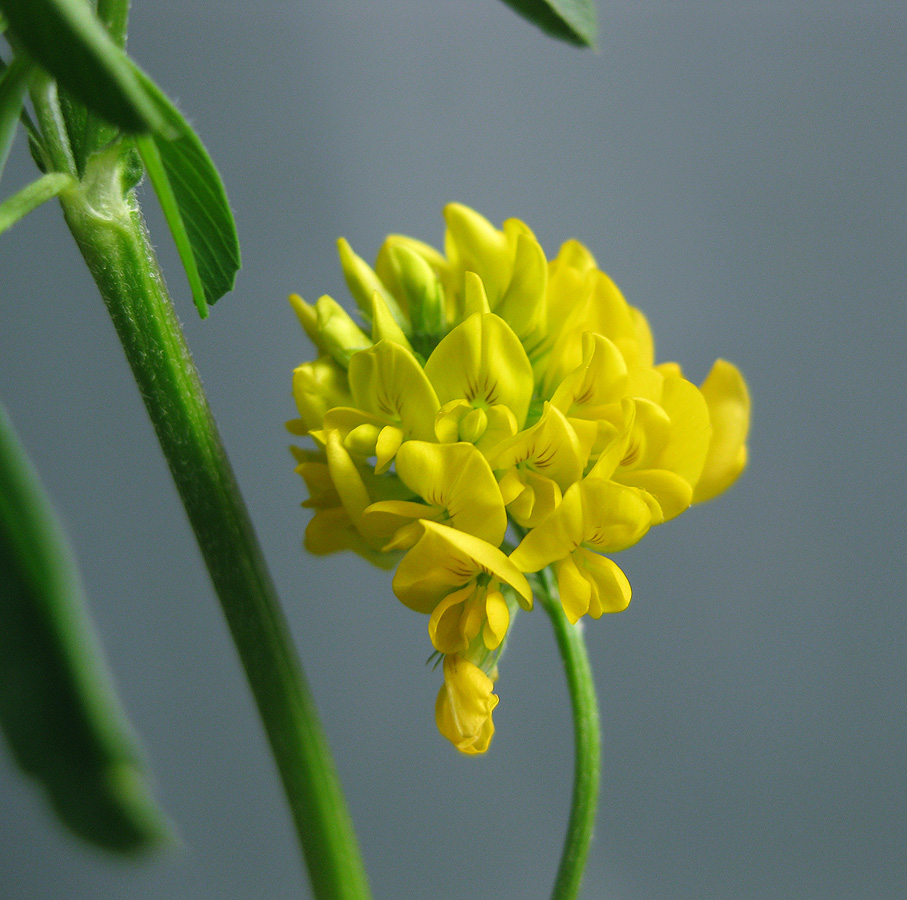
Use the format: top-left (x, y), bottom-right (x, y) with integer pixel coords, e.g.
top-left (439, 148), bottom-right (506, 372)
top-left (509, 482), bottom-right (586, 573)
top-left (304, 508), bottom-right (398, 570)
top-left (361, 500), bottom-right (441, 538)
top-left (495, 231), bottom-right (548, 338)
top-left (392, 520), bottom-right (532, 614)
top-left (483, 589), bottom-right (510, 649)
top-left (444, 203), bottom-right (514, 306)
top-left (505, 469), bottom-right (562, 529)
top-left (348, 340), bottom-right (439, 441)
top-left (555, 553), bottom-right (593, 624)
top-left (654, 374), bottom-right (711, 487)
top-left (510, 478), bottom-right (651, 572)
top-left (577, 548), bottom-right (632, 617)
top-left (550, 332), bottom-right (628, 416)
top-left (427, 585), bottom-right (476, 654)
top-left (693, 359), bottom-right (750, 503)
top-left (435, 654), bottom-right (499, 755)
top-left (375, 425), bottom-right (404, 473)
top-left (394, 441), bottom-right (507, 545)
top-left (424, 312), bottom-right (534, 427)
top-left (488, 402), bottom-right (584, 491)
top-left (577, 479), bottom-right (652, 552)
top-left (325, 430), bottom-right (371, 527)
top-left (369, 290), bottom-right (414, 352)
top-left (616, 469), bottom-right (693, 523)
top-left (462, 271), bottom-right (492, 317)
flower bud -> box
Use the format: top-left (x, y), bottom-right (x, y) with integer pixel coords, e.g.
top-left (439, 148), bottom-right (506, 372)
top-left (290, 293), bottom-right (371, 367)
top-left (376, 240), bottom-right (446, 337)
top-left (435, 654), bottom-right (499, 755)
top-left (337, 237), bottom-right (408, 332)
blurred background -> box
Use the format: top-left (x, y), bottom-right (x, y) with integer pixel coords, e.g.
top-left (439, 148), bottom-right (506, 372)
top-left (1, 2), bottom-right (905, 898)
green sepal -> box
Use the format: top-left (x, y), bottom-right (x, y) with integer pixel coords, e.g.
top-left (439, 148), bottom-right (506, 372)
top-left (0, 0), bottom-right (167, 134)
top-left (496, 0), bottom-right (597, 48)
top-left (0, 403), bottom-right (173, 853)
top-left (133, 67), bottom-right (240, 316)
top-left (0, 171), bottom-right (77, 235)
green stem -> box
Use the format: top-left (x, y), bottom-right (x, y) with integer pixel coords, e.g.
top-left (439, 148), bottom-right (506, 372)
top-left (57, 154), bottom-right (371, 900)
top-left (537, 566), bottom-right (601, 900)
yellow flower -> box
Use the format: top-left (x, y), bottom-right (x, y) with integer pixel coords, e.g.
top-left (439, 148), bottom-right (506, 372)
top-left (362, 440), bottom-right (507, 550)
top-left (487, 402), bottom-right (586, 528)
top-left (392, 520), bottom-right (532, 655)
top-left (424, 309), bottom-right (535, 432)
top-left (509, 478), bottom-right (651, 623)
top-left (435, 654), bottom-right (499, 755)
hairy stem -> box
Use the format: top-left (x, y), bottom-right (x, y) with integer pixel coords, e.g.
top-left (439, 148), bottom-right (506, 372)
top-left (58, 162), bottom-right (371, 900)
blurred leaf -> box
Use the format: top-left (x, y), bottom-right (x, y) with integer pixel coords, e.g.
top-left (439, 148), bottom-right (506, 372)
top-left (497, 0), bottom-right (597, 47)
top-left (133, 68), bottom-right (240, 316)
top-left (0, 0), bottom-right (166, 133)
top-left (0, 56), bottom-right (32, 181)
top-left (0, 171), bottom-right (76, 234)
top-left (0, 403), bottom-right (172, 853)
top-left (1, 57), bottom-right (50, 172)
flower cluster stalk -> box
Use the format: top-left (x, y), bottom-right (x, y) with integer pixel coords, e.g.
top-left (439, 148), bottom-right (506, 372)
top-left (536, 566), bottom-right (601, 900)
top-left (56, 170), bottom-right (371, 900)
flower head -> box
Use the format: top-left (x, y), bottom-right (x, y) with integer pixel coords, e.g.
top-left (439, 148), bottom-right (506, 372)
top-left (289, 204), bottom-right (750, 752)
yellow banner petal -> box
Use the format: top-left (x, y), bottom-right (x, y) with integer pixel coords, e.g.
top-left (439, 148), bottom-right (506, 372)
top-left (424, 312), bottom-right (534, 427)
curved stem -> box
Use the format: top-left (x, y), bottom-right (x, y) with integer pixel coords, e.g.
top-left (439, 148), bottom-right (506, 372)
top-left (58, 165), bottom-right (371, 900)
top-left (536, 566), bottom-right (601, 900)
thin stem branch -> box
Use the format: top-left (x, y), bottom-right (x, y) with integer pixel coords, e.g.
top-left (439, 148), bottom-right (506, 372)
top-left (57, 158), bottom-right (371, 900)
top-left (536, 566), bottom-right (601, 900)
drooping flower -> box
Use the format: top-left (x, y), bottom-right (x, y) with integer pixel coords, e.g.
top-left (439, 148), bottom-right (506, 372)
top-left (435, 654), bottom-right (499, 755)
top-left (288, 204), bottom-right (750, 753)
top-left (392, 520), bottom-right (532, 655)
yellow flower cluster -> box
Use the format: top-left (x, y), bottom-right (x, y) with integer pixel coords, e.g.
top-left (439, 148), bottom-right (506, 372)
top-left (289, 204), bottom-right (749, 754)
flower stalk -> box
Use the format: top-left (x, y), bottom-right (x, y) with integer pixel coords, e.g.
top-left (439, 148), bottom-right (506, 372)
top-left (56, 150), bottom-right (371, 900)
top-left (536, 565), bottom-right (601, 900)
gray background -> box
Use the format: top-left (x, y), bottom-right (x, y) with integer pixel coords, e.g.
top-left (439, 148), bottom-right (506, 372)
top-left (1, 2), bottom-right (905, 898)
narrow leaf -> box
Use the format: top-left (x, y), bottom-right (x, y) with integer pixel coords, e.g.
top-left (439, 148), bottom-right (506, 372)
top-left (0, 172), bottom-right (76, 234)
top-left (0, 0), bottom-right (166, 133)
top-left (0, 58), bottom-right (51, 172)
top-left (133, 68), bottom-right (240, 314)
top-left (496, 0), bottom-right (597, 47)
top-left (0, 55), bottom-right (31, 181)
top-left (0, 403), bottom-right (172, 853)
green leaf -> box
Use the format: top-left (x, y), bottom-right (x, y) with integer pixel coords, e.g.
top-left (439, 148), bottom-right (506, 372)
top-left (0, 55), bottom-right (32, 181)
top-left (0, 403), bottom-right (172, 853)
top-left (0, 171), bottom-right (76, 234)
top-left (1, 57), bottom-right (51, 172)
top-left (0, 0), bottom-right (167, 134)
top-left (133, 69), bottom-right (240, 316)
top-left (496, 0), bottom-right (597, 47)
